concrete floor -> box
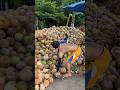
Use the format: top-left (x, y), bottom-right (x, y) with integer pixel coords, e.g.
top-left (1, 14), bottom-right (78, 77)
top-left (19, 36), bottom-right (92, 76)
top-left (46, 74), bottom-right (85, 90)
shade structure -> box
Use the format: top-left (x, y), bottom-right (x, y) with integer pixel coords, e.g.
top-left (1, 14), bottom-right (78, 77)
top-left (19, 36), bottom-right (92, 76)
top-left (63, 1), bottom-right (85, 13)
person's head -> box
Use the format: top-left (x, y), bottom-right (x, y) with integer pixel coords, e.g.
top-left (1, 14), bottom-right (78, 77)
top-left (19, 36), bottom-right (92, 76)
top-left (51, 41), bottom-right (60, 49)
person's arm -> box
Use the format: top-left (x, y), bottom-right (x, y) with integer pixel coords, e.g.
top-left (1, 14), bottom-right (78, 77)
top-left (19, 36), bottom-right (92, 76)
top-left (58, 45), bottom-right (65, 58)
top-left (56, 46), bottom-right (64, 72)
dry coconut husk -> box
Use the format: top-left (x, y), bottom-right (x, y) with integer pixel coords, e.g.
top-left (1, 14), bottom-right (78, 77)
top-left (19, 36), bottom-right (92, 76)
top-left (60, 67), bottom-right (67, 74)
top-left (43, 79), bottom-right (50, 88)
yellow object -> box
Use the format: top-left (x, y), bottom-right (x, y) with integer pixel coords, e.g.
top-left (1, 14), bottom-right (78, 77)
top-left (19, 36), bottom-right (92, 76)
top-left (65, 47), bottom-right (82, 64)
top-left (87, 47), bottom-right (111, 88)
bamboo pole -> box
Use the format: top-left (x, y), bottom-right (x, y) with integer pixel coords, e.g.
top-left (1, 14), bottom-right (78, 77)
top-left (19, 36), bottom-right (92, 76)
top-left (71, 14), bottom-right (75, 27)
top-left (66, 14), bottom-right (72, 26)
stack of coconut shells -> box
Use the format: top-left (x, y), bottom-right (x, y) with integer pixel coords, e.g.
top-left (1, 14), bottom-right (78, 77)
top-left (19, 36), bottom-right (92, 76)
top-left (95, 0), bottom-right (120, 15)
top-left (86, 2), bottom-right (120, 90)
top-left (0, 6), bottom-right (35, 90)
top-left (35, 26), bottom-right (85, 90)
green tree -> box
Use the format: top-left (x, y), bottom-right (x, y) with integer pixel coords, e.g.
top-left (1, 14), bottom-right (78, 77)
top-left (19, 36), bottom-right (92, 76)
top-left (35, 0), bottom-right (85, 29)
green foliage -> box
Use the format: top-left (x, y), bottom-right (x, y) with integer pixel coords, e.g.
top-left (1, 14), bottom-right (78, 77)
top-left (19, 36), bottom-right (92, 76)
top-left (35, 0), bottom-right (85, 29)
top-left (75, 13), bottom-right (85, 26)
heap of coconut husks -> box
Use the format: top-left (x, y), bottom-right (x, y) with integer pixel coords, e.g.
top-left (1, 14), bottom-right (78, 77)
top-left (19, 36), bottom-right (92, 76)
top-left (35, 26), bottom-right (85, 90)
top-left (0, 6), bottom-right (35, 90)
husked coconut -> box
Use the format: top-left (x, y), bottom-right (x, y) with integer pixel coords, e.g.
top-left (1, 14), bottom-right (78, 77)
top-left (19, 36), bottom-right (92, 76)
top-left (60, 67), bottom-right (67, 74)
top-left (4, 81), bottom-right (17, 90)
top-left (0, 30), bottom-right (6, 39)
top-left (51, 69), bottom-right (57, 74)
top-left (19, 67), bottom-right (33, 81)
top-left (54, 72), bottom-right (61, 78)
top-left (0, 56), bottom-right (10, 67)
top-left (16, 61), bottom-right (26, 70)
top-left (44, 74), bottom-right (50, 79)
top-left (0, 76), bottom-right (5, 90)
top-left (11, 56), bottom-right (21, 66)
top-left (43, 68), bottom-right (49, 73)
top-left (40, 84), bottom-right (45, 90)
top-left (0, 39), bottom-right (9, 48)
top-left (43, 79), bottom-right (50, 88)
top-left (35, 85), bottom-right (39, 90)
top-left (6, 67), bottom-right (16, 81)
top-left (50, 64), bottom-right (56, 70)
top-left (49, 77), bottom-right (53, 83)
top-left (14, 33), bottom-right (23, 41)
top-left (16, 81), bottom-right (27, 90)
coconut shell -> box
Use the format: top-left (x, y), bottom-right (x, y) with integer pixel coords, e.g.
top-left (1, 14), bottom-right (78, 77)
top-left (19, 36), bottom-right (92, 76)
top-left (0, 30), bottom-right (6, 39)
top-left (0, 76), bottom-right (5, 90)
top-left (51, 69), bottom-right (57, 74)
top-left (49, 77), bottom-right (53, 83)
top-left (50, 64), bottom-right (56, 70)
top-left (40, 84), bottom-right (45, 90)
top-left (35, 85), bottom-right (39, 90)
top-left (43, 69), bottom-right (49, 73)
top-left (54, 72), bottom-right (61, 78)
top-left (16, 81), bottom-right (27, 90)
top-left (44, 74), bottom-right (50, 79)
top-left (4, 81), bottom-right (17, 90)
top-left (19, 67), bottom-right (33, 81)
top-left (11, 56), bottom-right (21, 66)
top-left (0, 39), bottom-right (9, 48)
top-left (14, 33), bottom-right (23, 41)
top-left (6, 67), bottom-right (16, 81)
top-left (43, 79), bottom-right (50, 88)
top-left (60, 67), bottom-right (66, 74)
top-left (0, 56), bottom-right (10, 67)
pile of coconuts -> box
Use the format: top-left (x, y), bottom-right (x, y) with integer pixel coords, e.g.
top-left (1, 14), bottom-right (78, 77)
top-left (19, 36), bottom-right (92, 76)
top-left (0, 6), bottom-right (35, 90)
top-left (86, 2), bottom-right (120, 90)
top-left (35, 26), bottom-right (85, 90)
top-left (94, 0), bottom-right (120, 15)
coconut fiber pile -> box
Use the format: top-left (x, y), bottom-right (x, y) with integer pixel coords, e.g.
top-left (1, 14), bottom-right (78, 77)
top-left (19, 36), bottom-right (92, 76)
top-left (35, 26), bottom-right (85, 90)
top-left (0, 6), bottom-right (35, 90)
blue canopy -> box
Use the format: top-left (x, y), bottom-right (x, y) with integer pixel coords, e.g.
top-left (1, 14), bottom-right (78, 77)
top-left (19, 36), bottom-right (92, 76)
top-left (63, 1), bottom-right (85, 12)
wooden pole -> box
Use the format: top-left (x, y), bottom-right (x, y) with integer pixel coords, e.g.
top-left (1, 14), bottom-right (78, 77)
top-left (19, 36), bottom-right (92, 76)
top-left (66, 14), bottom-right (72, 26)
top-left (71, 13), bottom-right (75, 27)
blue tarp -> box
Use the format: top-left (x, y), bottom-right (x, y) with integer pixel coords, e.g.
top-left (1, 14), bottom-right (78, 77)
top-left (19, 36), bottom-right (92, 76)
top-left (63, 1), bottom-right (85, 12)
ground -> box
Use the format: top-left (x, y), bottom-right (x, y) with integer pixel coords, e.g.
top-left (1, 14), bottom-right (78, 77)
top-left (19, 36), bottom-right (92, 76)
top-left (46, 74), bottom-right (85, 90)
